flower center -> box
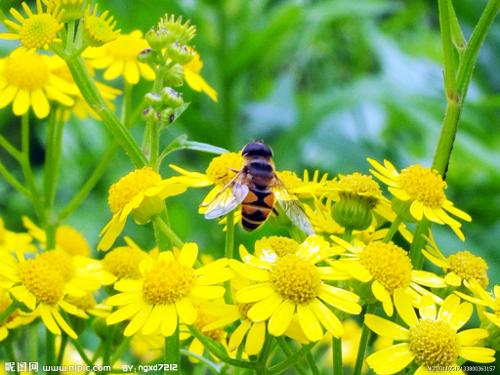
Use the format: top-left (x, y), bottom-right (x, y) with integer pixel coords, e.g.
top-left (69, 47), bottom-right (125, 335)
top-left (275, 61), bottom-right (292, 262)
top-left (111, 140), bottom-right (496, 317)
top-left (256, 236), bottom-right (299, 258)
top-left (276, 171), bottom-right (302, 190)
top-left (104, 34), bottom-right (148, 60)
top-left (270, 254), bottom-right (321, 305)
top-left (108, 167), bottom-right (162, 214)
top-left (338, 173), bottom-right (381, 197)
top-left (83, 7), bottom-right (120, 46)
top-left (205, 153), bottom-right (243, 185)
top-left (65, 293), bottom-right (96, 311)
top-left (448, 251), bottom-right (489, 288)
top-left (409, 320), bottom-right (459, 368)
top-left (359, 242), bottom-right (412, 293)
top-left (2, 54), bottom-right (49, 90)
top-left (398, 165), bottom-right (446, 208)
top-left (142, 260), bottom-right (195, 304)
top-left (103, 246), bottom-right (148, 279)
top-left (56, 226), bottom-right (91, 256)
top-left (19, 13), bottom-right (61, 49)
top-left (194, 311), bottom-right (225, 341)
top-left (18, 258), bottom-right (65, 305)
top-left (38, 250), bottom-right (74, 282)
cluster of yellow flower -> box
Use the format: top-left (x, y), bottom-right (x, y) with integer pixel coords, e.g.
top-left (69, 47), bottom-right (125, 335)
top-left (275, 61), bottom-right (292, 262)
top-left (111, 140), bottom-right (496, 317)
top-left (0, 1), bottom-right (498, 374)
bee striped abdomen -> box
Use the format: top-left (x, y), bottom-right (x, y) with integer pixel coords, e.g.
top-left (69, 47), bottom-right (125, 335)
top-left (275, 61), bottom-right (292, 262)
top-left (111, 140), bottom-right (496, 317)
top-left (241, 189), bottom-right (274, 231)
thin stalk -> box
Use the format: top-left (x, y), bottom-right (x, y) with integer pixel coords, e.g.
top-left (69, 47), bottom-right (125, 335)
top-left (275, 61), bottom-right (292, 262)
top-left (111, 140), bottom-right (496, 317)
top-left (353, 304), bottom-right (375, 375)
top-left (383, 215), bottom-right (403, 243)
top-left (69, 336), bottom-right (92, 366)
top-left (267, 343), bottom-right (316, 375)
top-left (153, 216), bottom-right (183, 248)
top-left (180, 349), bottom-right (220, 374)
top-left (110, 337), bottom-right (131, 365)
top-left (275, 337), bottom-right (309, 375)
top-left (46, 331), bottom-right (56, 374)
top-left (0, 134), bottom-right (22, 161)
top-left (29, 323), bottom-right (38, 363)
top-left (332, 337), bottom-right (343, 375)
top-left (103, 325), bottom-right (116, 369)
top-left (4, 341), bottom-right (18, 373)
top-left (343, 228), bottom-right (353, 241)
top-left (65, 56), bottom-right (146, 167)
top-left (165, 326), bottom-right (180, 374)
top-left (410, 221), bottom-right (430, 269)
top-left (56, 334), bottom-right (68, 365)
top-left (256, 335), bottom-right (273, 373)
top-left (0, 161), bottom-right (30, 196)
top-left (306, 351), bottom-right (320, 375)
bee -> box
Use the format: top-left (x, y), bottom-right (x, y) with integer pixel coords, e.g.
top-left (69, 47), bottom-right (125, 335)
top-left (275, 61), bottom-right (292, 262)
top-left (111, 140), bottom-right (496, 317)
top-left (203, 141), bottom-right (314, 235)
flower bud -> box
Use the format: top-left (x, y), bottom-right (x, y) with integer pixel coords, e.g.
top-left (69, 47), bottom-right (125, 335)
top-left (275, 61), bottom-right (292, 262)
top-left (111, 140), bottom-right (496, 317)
top-left (138, 48), bottom-right (159, 66)
top-left (161, 87), bottom-right (183, 108)
top-left (163, 64), bottom-right (184, 87)
top-left (46, 0), bottom-right (85, 22)
top-left (332, 195), bottom-right (373, 231)
top-left (142, 107), bottom-right (159, 123)
top-left (160, 108), bottom-right (175, 125)
top-left (82, 5), bottom-right (120, 47)
top-left (132, 196), bottom-right (166, 225)
top-left (145, 27), bottom-right (175, 50)
top-left (168, 43), bottom-right (195, 65)
top-left (144, 92), bottom-right (163, 108)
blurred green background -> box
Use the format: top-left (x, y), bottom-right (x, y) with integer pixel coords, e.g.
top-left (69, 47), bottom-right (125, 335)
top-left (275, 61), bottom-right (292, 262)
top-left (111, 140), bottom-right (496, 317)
top-left (0, 0), bottom-right (499, 283)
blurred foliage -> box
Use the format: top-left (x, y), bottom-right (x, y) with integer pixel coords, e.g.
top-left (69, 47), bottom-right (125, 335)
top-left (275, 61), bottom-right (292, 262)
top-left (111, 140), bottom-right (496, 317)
top-left (0, 0), bottom-right (499, 281)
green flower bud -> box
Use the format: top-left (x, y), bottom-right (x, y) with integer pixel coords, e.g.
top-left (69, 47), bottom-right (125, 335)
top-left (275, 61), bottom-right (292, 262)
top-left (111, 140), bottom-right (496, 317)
top-left (332, 194), bottom-right (373, 231)
top-left (144, 93), bottom-right (163, 109)
top-left (163, 64), bottom-right (185, 87)
top-left (161, 87), bottom-right (183, 108)
top-left (142, 107), bottom-right (160, 123)
top-left (160, 108), bottom-right (175, 125)
top-left (168, 43), bottom-right (195, 65)
top-left (138, 48), bottom-right (160, 66)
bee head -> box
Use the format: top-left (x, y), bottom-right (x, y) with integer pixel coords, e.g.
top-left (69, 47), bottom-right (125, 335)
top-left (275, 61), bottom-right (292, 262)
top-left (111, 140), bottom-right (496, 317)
top-left (242, 141), bottom-right (273, 158)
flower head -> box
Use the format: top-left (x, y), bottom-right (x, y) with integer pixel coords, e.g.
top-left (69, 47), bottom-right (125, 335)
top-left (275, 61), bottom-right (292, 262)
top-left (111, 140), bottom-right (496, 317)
top-left (84, 30), bottom-right (155, 84)
top-left (330, 237), bottom-right (446, 316)
top-left (45, 0), bottom-right (85, 22)
top-left (82, 5), bottom-right (120, 47)
top-left (368, 159), bottom-right (471, 240)
top-left (364, 293), bottom-right (495, 374)
top-left (1, 0), bottom-right (63, 52)
top-left (102, 239), bottom-right (150, 280)
top-left (98, 167), bottom-right (187, 251)
top-left (105, 243), bottom-right (233, 336)
top-left (231, 235), bottom-right (360, 342)
top-left (0, 51), bottom-right (77, 118)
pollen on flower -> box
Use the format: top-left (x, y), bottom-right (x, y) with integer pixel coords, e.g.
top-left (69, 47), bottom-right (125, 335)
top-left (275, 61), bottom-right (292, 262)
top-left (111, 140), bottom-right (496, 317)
top-left (102, 246), bottom-right (148, 279)
top-left (257, 236), bottom-right (299, 257)
top-left (448, 251), bottom-right (488, 288)
top-left (38, 250), bottom-right (74, 282)
top-left (409, 320), bottom-right (459, 368)
top-left (337, 173), bottom-right (381, 201)
top-left (18, 258), bottom-right (65, 305)
top-left (205, 153), bottom-right (243, 185)
top-left (65, 293), bottom-right (96, 311)
top-left (270, 254), bottom-right (321, 304)
top-left (142, 260), bottom-right (195, 304)
top-left (2, 54), bottom-right (49, 90)
top-left (277, 171), bottom-right (302, 190)
top-left (108, 167), bottom-right (162, 214)
top-left (56, 226), bottom-right (91, 256)
top-left (359, 242), bottom-right (412, 293)
top-left (398, 165), bottom-right (446, 208)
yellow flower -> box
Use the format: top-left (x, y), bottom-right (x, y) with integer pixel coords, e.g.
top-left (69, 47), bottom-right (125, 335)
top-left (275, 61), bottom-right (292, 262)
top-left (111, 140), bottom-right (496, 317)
top-left (0, 217), bottom-right (35, 255)
top-left (0, 51), bottom-right (77, 118)
top-left (105, 243), bottom-right (234, 336)
top-left (368, 159), bottom-right (471, 240)
top-left (183, 52), bottom-right (217, 101)
top-left (330, 237), bottom-right (446, 316)
top-left (0, 0), bottom-right (63, 52)
top-left (102, 241), bottom-right (150, 281)
top-left (456, 280), bottom-right (500, 328)
top-left (169, 152), bottom-right (244, 212)
top-left (0, 252), bottom-right (85, 338)
top-left (252, 236), bottom-right (300, 262)
top-left (423, 236), bottom-right (489, 288)
top-left (303, 197), bottom-right (345, 235)
top-left (364, 293), bottom-right (495, 374)
top-left (231, 235), bottom-right (361, 342)
top-left (98, 167), bottom-right (187, 251)
top-left (275, 169), bottom-right (329, 198)
top-left (84, 30), bottom-right (155, 84)
top-left (82, 5), bottom-right (120, 47)
top-left (64, 293), bottom-right (111, 318)
top-left (45, 0), bottom-right (85, 22)
top-left (0, 288), bottom-right (35, 342)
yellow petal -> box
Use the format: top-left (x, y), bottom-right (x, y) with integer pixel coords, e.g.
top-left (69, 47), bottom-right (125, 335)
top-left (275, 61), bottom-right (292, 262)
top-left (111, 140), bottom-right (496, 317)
top-left (161, 304), bottom-right (178, 336)
top-left (228, 320), bottom-right (250, 351)
top-left (394, 289), bottom-right (417, 327)
top-left (0, 85), bottom-right (18, 108)
top-left (364, 314), bottom-right (409, 340)
top-left (13, 89), bottom-right (30, 116)
top-left (410, 201), bottom-right (424, 221)
top-left (268, 300), bottom-right (295, 337)
top-left (459, 347), bottom-right (496, 363)
top-left (449, 302), bottom-right (472, 330)
top-left (366, 343), bottom-right (414, 374)
top-left (104, 60), bottom-right (124, 81)
top-left (411, 270), bottom-right (446, 288)
top-left (245, 321), bottom-right (266, 356)
top-left (457, 328), bottom-right (489, 346)
top-left (52, 308), bottom-right (77, 339)
top-left (124, 304), bottom-right (153, 336)
top-left (178, 243), bottom-right (198, 268)
top-left (311, 299), bottom-right (343, 338)
top-left (175, 298), bottom-right (197, 324)
top-left (141, 304), bottom-right (165, 335)
top-left (418, 295), bottom-right (436, 320)
top-left (106, 292), bottom-right (141, 306)
top-left (371, 281), bottom-right (393, 316)
top-left (247, 293), bottom-right (282, 322)
top-left (237, 283), bottom-right (275, 304)
top-left (229, 260), bottom-right (270, 281)
top-left (106, 303), bottom-right (144, 325)
top-left (438, 294), bottom-right (460, 322)
top-left (114, 279), bottom-right (142, 292)
top-left (190, 286), bottom-right (226, 299)
top-left (98, 215), bottom-right (126, 251)
top-left (444, 272), bottom-right (462, 286)
top-left (39, 305), bottom-right (61, 335)
top-left (297, 304), bottom-right (323, 342)
top-left (124, 61), bottom-right (140, 84)
top-left (10, 285), bottom-right (36, 310)
top-left (31, 89), bottom-right (50, 119)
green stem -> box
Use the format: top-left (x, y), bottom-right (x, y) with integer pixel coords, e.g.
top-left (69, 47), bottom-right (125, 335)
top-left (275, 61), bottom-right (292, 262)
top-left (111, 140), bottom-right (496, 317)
top-left (4, 341), bottom-right (18, 374)
top-left (20, 113), bottom-right (45, 223)
top-left (110, 337), bottom-right (131, 365)
top-left (343, 228), bottom-right (353, 241)
top-left (0, 134), bottom-right (22, 161)
top-left (56, 334), bottom-right (68, 365)
top-left (29, 323), bottom-right (38, 363)
top-left (0, 303), bottom-right (17, 324)
top-left (224, 211), bottom-right (235, 303)
top-left (153, 216), bottom-right (183, 248)
top-left (58, 144), bottom-right (117, 222)
top-left (65, 55), bottom-right (146, 167)
top-left (438, 0), bottom-right (457, 99)
top-left (180, 349), bottom-right (219, 374)
top-left (353, 304), bottom-right (375, 375)
top-left (275, 337), bottom-right (309, 375)
top-left (409, 220), bottom-right (430, 269)
top-left (267, 343), bottom-right (316, 375)
top-left (383, 215), bottom-right (403, 243)
top-left (69, 336), bottom-right (92, 366)
top-left (165, 326), bottom-right (180, 374)
top-left (332, 337), bottom-right (343, 375)
top-left (256, 335), bottom-right (273, 374)
top-left (102, 325), bottom-right (116, 369)
top-left (306, 351), bottom-right (320, 375)
top-left (46, 331), bottom-right (56, 374)
top-left (150, 121), bottom-right (160, 169)
top-left (0, 161), bottom-right (30, 197)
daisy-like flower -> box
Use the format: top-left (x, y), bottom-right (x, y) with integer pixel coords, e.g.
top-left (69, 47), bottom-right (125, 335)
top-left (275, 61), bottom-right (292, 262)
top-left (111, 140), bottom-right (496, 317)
top-left (368, 159), bottom-right (472, 240)
top-left (252, 236), bottom-right (300, 262)
top-left (364, 293), bottom-right (495, 374)
top-left (82, 5), bottom-right (120, 47)
top-left (84, 30), bottom-right (155, 84)
top-left (98, 167), bottom-right (187, 251)
top-left (102, 242), bottom-right (150, 280)
top-left (105, 243), bottom-right (234, 337)
top-left (423, 236), bottom-right (488, 288)
top-left (330, 237), bottom-right (446, 316)
top-left (0, 51), bottom-right (77, 118)
top-left (0, 252), bottom-right (86, 338)
top-left (169, 152), bottom-right (243, 210)
top-left (456, 280), bottom-right (500, 328)
top-left (183, 52), bottom-right (217, 101)
top-left (0, 0), bottom-right (63, 52)
top-left (230, 235), bottom-right (361, 342)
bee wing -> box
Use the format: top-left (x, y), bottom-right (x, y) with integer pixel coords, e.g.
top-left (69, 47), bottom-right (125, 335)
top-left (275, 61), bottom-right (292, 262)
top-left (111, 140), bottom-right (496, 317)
top-left (204, 173), bottom-right (249, 219)
top-left (273, 178), bottom-right (315, 235)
